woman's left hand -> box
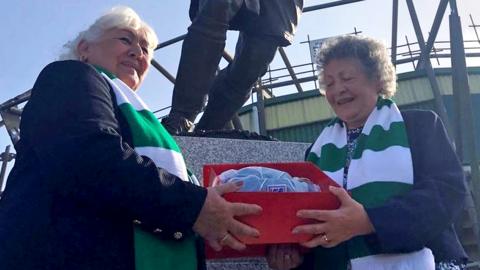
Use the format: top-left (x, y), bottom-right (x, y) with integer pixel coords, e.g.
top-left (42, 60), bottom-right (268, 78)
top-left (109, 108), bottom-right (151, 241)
top-left (292, 186), bottom-right (374, 248)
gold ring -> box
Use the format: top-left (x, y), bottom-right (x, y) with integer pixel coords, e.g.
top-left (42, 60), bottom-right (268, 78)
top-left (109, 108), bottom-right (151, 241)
top-left (219, 233), bottom-right (230, 245)
top-left (322, 234), bottom-right (329, 242)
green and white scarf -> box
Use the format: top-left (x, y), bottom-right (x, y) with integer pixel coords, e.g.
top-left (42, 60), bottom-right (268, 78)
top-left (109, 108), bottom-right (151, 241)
top-left (98, 68), bottom-right (197, 270)
top-left (307, 98), bottom-right (434, 270)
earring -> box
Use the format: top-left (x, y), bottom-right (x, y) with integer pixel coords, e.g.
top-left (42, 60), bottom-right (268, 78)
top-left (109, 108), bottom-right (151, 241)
top-left (80, 55), bottom-right (87, 62)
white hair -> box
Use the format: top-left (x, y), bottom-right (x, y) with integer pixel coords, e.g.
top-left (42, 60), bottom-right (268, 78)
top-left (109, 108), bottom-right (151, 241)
top-left (59, 6), bottom-right (158, 60)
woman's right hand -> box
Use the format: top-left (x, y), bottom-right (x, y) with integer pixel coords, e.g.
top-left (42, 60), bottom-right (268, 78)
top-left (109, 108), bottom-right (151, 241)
top-left (266, 244), bottom-right (304, 270)
top-left (193, 181), bottom-right (262, 251)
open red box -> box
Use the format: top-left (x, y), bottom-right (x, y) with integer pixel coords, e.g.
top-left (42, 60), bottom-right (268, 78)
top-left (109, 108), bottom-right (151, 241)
top-left (203, 162), bottom-right (341, 258)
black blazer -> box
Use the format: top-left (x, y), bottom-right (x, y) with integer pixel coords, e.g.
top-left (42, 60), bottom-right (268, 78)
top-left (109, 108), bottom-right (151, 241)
top-left (300, 110), bottom-right (468, 268)
top-left (0, 61), bottom-right (207, 270)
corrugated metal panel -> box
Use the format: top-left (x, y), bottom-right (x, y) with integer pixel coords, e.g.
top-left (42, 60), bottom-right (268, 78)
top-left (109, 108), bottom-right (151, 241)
top-left (302, 97), bottom-right (335, 123)
top-left (265, 100), bottom-right (305, 129)
top-left (264, 97), bottom-right (333, 130)
top-left (239, 111), bottom-right (252, 130)
top-left (268, 121), bottom-right (330, 143)
top-left (395, 77), bottom-right (433, 105)
top-left (468, 74), bottom-right (480, 93)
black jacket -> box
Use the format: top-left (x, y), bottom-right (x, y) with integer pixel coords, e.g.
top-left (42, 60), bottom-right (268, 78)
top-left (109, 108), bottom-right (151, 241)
top-left (0, 61), bottom-right (207, 270)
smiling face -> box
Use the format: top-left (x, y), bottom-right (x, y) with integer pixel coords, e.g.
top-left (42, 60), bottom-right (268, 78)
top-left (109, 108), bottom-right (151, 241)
top-left (78, 27), bottom-right (152, 90)
top-left (323, 58), bottom-right (381, 129)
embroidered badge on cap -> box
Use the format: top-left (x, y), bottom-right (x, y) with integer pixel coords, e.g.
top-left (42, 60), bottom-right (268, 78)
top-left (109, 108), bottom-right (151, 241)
top-left (267, 184), bottom-right (288, 192)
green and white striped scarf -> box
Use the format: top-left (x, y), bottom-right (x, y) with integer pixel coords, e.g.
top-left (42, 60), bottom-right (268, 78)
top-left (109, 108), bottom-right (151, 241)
top-left (307, 98), bottom-right (434, 270)
top-left (98, 68), bottom-right (197, 270)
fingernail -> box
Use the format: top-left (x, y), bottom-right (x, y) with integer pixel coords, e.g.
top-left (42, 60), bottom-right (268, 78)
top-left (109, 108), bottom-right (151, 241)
top-left (292, 228), bottom-right (299, 234)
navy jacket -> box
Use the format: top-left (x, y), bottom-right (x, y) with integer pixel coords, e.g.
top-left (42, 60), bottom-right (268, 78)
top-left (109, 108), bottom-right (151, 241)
top-left (300, 110), bottom-right (468, 268)
top-left (0, 61), bottom-right (207, 270)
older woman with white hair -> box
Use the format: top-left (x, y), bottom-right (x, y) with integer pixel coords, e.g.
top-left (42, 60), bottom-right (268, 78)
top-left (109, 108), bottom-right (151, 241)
top-left (0, 6), bottom-right (261, 270)
top-left (267, 35), bottom-right (467, 270)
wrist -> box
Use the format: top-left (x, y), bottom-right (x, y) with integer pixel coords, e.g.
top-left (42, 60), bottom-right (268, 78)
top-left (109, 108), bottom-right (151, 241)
top-left (358, 206), bottom-right (375, 235)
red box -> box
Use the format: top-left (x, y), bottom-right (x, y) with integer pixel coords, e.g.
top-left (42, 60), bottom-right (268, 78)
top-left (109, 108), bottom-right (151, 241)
top-left (203, 162), bottom-right (341, 258)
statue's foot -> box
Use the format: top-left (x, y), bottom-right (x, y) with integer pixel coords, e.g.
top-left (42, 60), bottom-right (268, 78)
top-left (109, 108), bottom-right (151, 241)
top-left (161, 114), bottom-right (194, 135)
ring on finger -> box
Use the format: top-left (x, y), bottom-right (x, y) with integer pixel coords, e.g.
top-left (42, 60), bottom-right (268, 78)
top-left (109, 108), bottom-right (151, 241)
top-left (219, 233), bottom-right (230, 246)
top-left (322, 233), bottom-right (330, 242)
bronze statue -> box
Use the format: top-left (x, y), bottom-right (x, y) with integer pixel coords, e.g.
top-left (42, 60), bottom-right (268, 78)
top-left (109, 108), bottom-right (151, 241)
top-left (162, 0), bottom-right (304, 133)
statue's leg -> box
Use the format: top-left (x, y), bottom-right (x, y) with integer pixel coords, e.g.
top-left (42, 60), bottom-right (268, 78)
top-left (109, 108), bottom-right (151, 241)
top-left (162, 0), bottom-right (243, 134)
top-left (195, 33), bottom-right (278, 130)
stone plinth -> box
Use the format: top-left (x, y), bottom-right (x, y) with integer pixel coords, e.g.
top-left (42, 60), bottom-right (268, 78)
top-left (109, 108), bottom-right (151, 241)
top-left (175, 136), bottom-right (310, 270)
top-left (175, 136), bottom-right (310, 183)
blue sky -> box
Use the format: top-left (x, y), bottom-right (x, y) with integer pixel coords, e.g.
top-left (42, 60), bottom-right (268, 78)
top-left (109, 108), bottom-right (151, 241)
top-left (1, 0), bottom-right (479, 182)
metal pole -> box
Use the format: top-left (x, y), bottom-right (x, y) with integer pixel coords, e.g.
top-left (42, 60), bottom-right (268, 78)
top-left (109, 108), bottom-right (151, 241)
top-left (150, 59), bottom-right (176, 84)
top-left (391, 0), bottom-right (399, 67)
top-left (0, 145), bottom-right (11, 195)
top-left (303, 0), bottom-right (365, 13)
top-left (255, 85), bottom-right (267, 136)
top-left (449, 0), bottom-right (480, 256)
top-left (449, 0), bottom-right (465, 159)
top-left (405, 0), bottom-right (452, 137)
top-left (278, 47), bottom-right (303, 93)
top-left (405, 35), bottom-right (416, 69)
top-left (394, 52), bottom-right (480, 65)
top-left (263, 75), bottom-right (317, 89)
top-left (469, 14), bottom-right (480, 44)
top-left (154, 34), bottom-right (187, 51)
top-left (307, 35), bottom-right (319, 92)
top-left (416, 0), bottom-right (449, 69)
top-left (0, 90), bottom-right (31, 111)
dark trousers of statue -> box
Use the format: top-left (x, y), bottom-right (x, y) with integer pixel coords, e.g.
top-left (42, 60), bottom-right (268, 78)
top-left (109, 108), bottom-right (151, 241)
top-left (163, 0), bottom-right (303, 133)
